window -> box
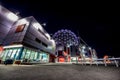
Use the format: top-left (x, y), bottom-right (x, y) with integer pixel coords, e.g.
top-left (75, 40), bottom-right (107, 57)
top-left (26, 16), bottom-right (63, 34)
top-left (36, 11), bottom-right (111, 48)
top-left (24, 49), bottom-right (31, 59)
top-left (35, 38), bottom-right (41, 43)
top-left (30, 51), bottom-right (35, 60)
top-left (35, 38), bottom-right (48, 47)
top-left (15, 24), bottom-right (26, 33)
top-left (42, 42), bottom-right (48, 47)
top-left (15, 49), bottom-right (21, 60)
top-left (21, 49), bottom-right (27, 59)
top-left (10, 49), bottom-right (17, 59)
top-left (2, 49), bottom-right (9, 61)
top-left (34, 52), bottom-right (38, 60)
top-left (6, 49), bottom-right (12, 59)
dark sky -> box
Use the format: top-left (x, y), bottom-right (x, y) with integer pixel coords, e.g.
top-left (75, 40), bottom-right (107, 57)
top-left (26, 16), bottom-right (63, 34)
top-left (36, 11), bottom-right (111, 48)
top-left (0, 0), bottom-right (119, 58)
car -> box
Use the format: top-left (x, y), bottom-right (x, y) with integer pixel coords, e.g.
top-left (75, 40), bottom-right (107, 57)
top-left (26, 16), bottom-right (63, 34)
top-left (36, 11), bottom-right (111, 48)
top-left (4, 59), bottom-right (13, 65)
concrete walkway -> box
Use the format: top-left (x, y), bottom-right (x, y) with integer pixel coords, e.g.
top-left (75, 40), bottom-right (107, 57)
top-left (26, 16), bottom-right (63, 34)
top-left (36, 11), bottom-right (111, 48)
top-left (0, 64), bottom-right (120, 80)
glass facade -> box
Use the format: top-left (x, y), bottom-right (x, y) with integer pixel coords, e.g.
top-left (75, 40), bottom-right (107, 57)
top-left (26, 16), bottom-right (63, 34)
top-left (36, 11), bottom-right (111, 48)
top-left (0, 46), bottom-right (49, 63)
top-left (21, 48), bottom-right (49, 63)
top-left (0, 48), bottom-right (22, 61)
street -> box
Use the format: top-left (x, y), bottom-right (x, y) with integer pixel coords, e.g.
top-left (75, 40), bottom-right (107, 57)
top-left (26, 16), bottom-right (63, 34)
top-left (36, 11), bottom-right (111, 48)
top-left (0, 64), bottom-right (120, 80)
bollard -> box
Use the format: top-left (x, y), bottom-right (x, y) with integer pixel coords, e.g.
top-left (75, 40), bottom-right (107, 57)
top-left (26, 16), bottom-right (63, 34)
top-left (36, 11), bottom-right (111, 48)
top-left (104, 55), bottom-right (108, 67)
top-left (95, 60), bottom-right (98, 66)
top-left (104, 59), bottom-right (107, 67)
top-left (90, 58), bottom-right (92, 66)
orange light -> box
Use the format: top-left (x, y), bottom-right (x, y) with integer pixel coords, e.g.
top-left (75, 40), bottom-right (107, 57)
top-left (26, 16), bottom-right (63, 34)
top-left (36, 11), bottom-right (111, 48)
top-left (104, 55), bottom-right (111, 63)
top-left (59, 57), bottom-right (65, 62)
top-left (0, 46), bottom-right (4, 54)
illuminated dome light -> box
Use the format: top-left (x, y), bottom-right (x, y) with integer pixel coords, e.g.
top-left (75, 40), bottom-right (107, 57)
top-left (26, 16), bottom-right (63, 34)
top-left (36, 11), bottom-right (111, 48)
top-left (53, 29), bottom-right (78, 46)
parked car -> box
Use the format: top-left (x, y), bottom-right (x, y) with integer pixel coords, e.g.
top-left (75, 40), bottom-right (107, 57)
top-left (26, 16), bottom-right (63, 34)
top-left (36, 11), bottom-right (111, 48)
top-left (4, 59), bottom-right (13, 65)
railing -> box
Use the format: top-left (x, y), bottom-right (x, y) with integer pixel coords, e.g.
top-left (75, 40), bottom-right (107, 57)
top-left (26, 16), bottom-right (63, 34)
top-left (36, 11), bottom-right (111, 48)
top-left (78, 57), bottom-right (120, 67)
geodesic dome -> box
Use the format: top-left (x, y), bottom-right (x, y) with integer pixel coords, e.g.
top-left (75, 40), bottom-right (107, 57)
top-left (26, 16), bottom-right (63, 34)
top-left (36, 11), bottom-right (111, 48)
top-left (53, 29), bottom-right (79, 46)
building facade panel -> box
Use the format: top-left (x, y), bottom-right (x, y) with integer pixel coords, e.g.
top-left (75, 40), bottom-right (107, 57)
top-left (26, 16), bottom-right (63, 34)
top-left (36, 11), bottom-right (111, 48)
top-left (0, 5), bottom-right (56, 64)
top-left (0, 5), bottom-right (19, 44)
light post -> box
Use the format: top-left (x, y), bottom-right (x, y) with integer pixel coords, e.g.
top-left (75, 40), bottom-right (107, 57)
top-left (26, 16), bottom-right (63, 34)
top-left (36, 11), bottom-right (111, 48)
top-left (81, 45), bottom-right (86, 65)
top-left (42, 23), bottom-right (46, 26)
top-left (88, 47), bottom-right (93, 65)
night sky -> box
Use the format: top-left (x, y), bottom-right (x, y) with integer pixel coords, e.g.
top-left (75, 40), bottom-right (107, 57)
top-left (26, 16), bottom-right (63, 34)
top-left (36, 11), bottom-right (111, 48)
top-left (0, 0), bottom-right (119, 58)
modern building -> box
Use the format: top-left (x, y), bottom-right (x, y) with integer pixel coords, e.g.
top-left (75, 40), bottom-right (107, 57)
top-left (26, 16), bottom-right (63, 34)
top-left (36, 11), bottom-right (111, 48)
top-left (0, 5), bottom-right (56, 64)
top-left (53, 29), bottom-right (79, 62)
top-left (0, 5), bottom-right (98, 64)
top-left (53, 29), bottom-right (98, 63)
top-left (0, 5), bottom-right (19, 45)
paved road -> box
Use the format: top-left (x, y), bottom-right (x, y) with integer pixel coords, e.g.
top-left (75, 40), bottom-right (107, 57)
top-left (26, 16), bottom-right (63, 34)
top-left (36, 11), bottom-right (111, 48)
top-left (0, 64), bottom-right (120, 80)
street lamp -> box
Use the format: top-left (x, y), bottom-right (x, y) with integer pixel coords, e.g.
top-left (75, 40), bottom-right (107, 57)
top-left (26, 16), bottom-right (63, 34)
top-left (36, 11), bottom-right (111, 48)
top-left (82, 46), bottom-right (86, 49)
top-left (42, 23), bottom-right (46, 26)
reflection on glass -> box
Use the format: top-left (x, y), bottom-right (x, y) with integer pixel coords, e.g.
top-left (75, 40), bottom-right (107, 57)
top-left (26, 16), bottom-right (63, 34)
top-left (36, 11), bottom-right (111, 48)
top-left (2, 49), bottom-right (9, 61)
top-left (30, 51), bottom-right (35, 60)
top-left (42, 53), bottom-right (48, 62)
top-left (6, 49), bottom-right (12, 59)
top-left (1, 47), bottom-right (49, 63)
top-left (38, 52), bottom-right (49, 62)
top-left (34, 52), bottom-right (38, 60)
top-left (39, 53), bottom-right (43, 60)
top-left (15, 49), bottom-right (21, 60)
top-left (0, 50), bottom-right (6, 58)
top-left (25, 49), bottom-right (31, 59)
top-left (10, 49), bottom-right (17, 59)
top-left (21, 49), bottom-right (26, 59)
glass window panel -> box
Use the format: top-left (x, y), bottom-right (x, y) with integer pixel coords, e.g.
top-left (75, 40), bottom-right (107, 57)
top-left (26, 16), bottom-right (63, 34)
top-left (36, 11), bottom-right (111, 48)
top-left (15, 48), bottom-right (21, 60)
top-left (21, 49), bottom-right (26, 59)
top-left (6, 49), bottom-right (13, 59)
top-left (2, 49), bottom-right (9, 61)
top-left (24, 49), bottom-right (31, 59)
top-left (10, 49), bottom-right (17, 59)
top-left (34, 52), bottom-right (38, 60)
top-left (42, 53), bottom-right (47, 60)
top-left (39, 52), bottom-right (42, 60)
top-left (42, 53), bottom-right (49, 62)
top-left (30, 51), bottom-right (35, 60)
top-left (0, 50), bottom-right (6, 58)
